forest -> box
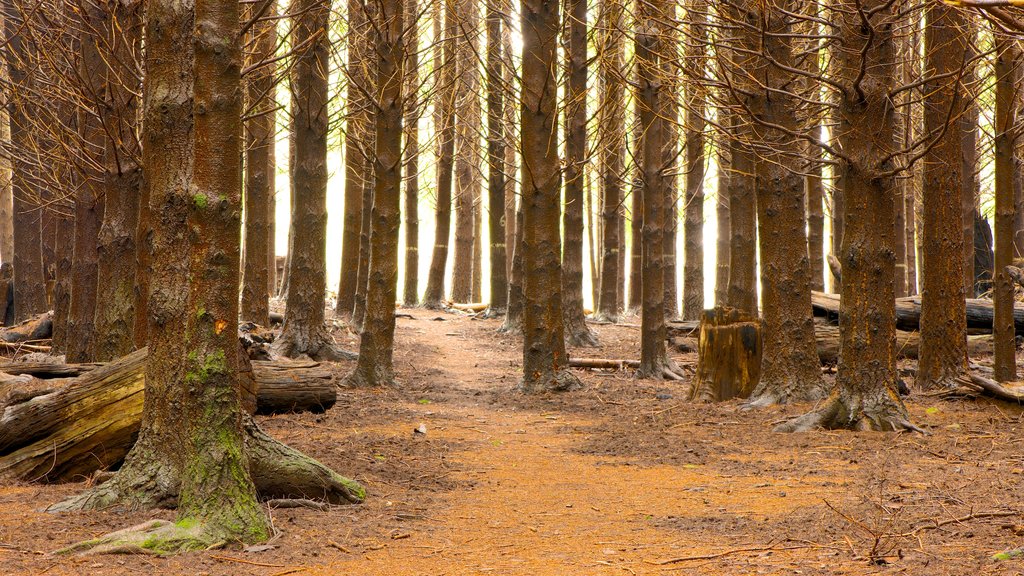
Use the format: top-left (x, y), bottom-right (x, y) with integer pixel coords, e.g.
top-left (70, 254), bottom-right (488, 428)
top-left (0, 0), bottom-right (1022, 573)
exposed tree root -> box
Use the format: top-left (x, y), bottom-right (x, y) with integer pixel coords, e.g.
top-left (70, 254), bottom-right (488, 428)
top-left (951, 371), bottom-right (1024, 403)
top-left (480, 307), bottom-right (506, 319)
top-left (745, 377), bottom-right (828, 408)
top-left (341, 363), bottom-right (395, 389)
top-left (774, 390), bottom-right (925, 433)
top-left (48, 418), bottom-right (364, 513)
top-left (272, 326), bottom-right (356, 362)
top-left (54, 519), bottom-right (228, 556)
top-left (498, 316), bottom-right (521, 335)
top-left (517, 369), bottom-right (583, 393)
top-left (636, 357), bottom-right (687, 381)
top-left (591, 312), bottom-right (618, 324)
top-left (564, 322), bottom-right (599, 348)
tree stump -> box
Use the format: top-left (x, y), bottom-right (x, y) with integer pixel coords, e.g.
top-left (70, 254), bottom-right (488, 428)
top-left (690, 307), bottom-right (762, 403)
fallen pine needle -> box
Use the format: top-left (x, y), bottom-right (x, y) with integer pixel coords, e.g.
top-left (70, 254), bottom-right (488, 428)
top-left (270, 569), bottom-right (307, 576)
top-left (645, 544), bottom-right (809, 565)
top-left (210, 554), bottom-right (286, 568)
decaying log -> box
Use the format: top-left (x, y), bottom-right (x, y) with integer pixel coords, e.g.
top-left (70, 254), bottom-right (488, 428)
top-left (569, 357), bottom-right (640, 370)
top-left (691, 307), bottom-right (761, 403)
top-left (666, 320), bottom-right (700, 339)
top-left (0, 348), bottom-right (336, 482)
top-left (1006, 266), bottom-right (1024, 291)
top-left (811, 291), bottom-right (1024, 333)
top-left (449, 302), bottom-right (488, 313)
top-left (0, 360), bottom-right (100, 378)
top-left (954, 372), bottom-right (1024, 404)
top-left (813, 324), bottom-right (993, 363)
top-left (0, 311), bottom-right (52, 343)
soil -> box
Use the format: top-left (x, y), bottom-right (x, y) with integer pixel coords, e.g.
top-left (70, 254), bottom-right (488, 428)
top-left (1, 309), bottom-right (1024, 575)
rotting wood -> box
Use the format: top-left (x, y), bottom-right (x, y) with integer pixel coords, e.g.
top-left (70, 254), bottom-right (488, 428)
top-left (691, 307), bottom-right (762, 403)
top-left (811, 290), bottom-right (1024, 333)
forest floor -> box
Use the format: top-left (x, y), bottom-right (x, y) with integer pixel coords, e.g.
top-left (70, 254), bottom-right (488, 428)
top-left (1, 309), bottom-right (1024, 575)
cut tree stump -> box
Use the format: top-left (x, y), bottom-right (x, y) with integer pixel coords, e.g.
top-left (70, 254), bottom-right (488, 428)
top-left (0, 348), bottom-right (336, 482)
top-left (690, 307), bottom-right (762, 403)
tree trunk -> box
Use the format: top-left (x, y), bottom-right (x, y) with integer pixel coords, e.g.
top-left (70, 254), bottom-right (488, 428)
top-left (595, 0), bottom-right (624, 322)
top-left (3, 1), bottom-right (46, 323)
top-left (345, 0), bottom-right (404, 388)
top-left (0, 44), bottom-right (10, 267)
top-left (451, 0), bottom-right (480, 305)
top-left (402, 0), bottom-right (420, 307)
top-left (993, 30), bottom-right (1018, 382)
top-left (351, 178), bottom-right (373, 330)
top-left (484, 0), bottom-right (507, 313)
top-left (681, 1), bottom-right (705, 321)
top-left (337, 0), bottom-right (371, 316)
top-left (240, 0), bottom-right (277, 326)
top-left (274, 0), bottom-right (352, 361)
top-left (628, 127), bottom-right (643, 313)
top-left (561, 0), bottom-right (597, 347)
top-left (736, 1), bottom-right (824, 406)
top-left (919, 3), bottom-right (969, 391)
top-left (781, 0), bottom-right (915, 431)
top-left (422, 0), bottom-right (458, 309)
top-left (725, 113), bottom-right (757, 315)
top-left (518, 0), bottom-right (580, 393)
top-left (715, 146), bottom-right (730, 307)
top-left (961, 35), bottom-right (978, 297)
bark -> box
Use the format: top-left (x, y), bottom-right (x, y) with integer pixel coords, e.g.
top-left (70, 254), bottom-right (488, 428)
top-left (595, 0), bottom-right (624, 322)
top-left (635, 0), bottom-right (680, 381)
top-left (274, 0), bottom-right (352, 361)
top-left (628, 133), bottom-right (642, 312)
top-left (422, 1), bottom-right (458, 309)
top-left (66, 181), bottom-right (102, 362)
top-left (681, 1), bottom-right (705, 321)
top-left (738, 1), bottom-right (825, 406)
top-left (240, 0), bottom-right (278, 326)
top-left (725, 114), bottom-right (757, 315)
top-left (500, 201), bottom-right (524, 332)
top-left (961, 37), bottom-right (978, 297)
top-left (402, 0), bottom-right (420, 307)
top-left (338, 0), bottom-right (371, 316)
top-left (691, 308), bottom-right (761, 402)
top-left (484, 0), bottom-right (507, 313)
top-left (0, 350), bottom-right (337, 483)
top-left (502, 9), bottom-right (516, 287)
top-left (714, 148), bottom-right (730, 307)
top-left (351, 177), bottom-right (373, 330)
top-left (50, 216), bottom-right (71, 354)
top-left (780, 0), bottom-right (915, 431)
top-left (993, 30), bottom-right (1018, 382)
top-left (3, 1), bottom-right (46, 323)
top-left (345, 0), bottom-right (404, 388)
top-left (0, 51), bottom-right (9, 266)
top-left (919, 3), bottom-right (969, 391)
top-left (451, 0), bottom-right (480, 304)
top-left (90, 2), bottom-right (144, 362)
top-left (561, 0), bottom-right (597, 347)
top-left (518, 0), bottom-right (580, 392)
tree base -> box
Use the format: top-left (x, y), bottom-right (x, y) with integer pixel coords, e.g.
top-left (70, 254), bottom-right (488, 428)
top-left (480, 307), bottom-right (505, 320)
top-left (498, 315), bottom-right (521, 335)
top-left (774, 390), bottom-right (924, 433)
top-left (564, 322), bottom-right (599, 348)
top-left (636, 356), bottom-right (686, 381)
top-left (517, 369), bottom-right (583, 393)
top-left (272, 325), bottom-right (356, 362)
top-left (341, 363), bottom-right (396, 389)
top-left (55, 519), bottom-right (230, 556)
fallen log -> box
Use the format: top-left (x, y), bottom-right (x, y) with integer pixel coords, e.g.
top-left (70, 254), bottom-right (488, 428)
top-left (811, 291), bottom-right (1024, 333)
top-left (813, 324), bottom-right (993, 363)
top-left (666, 320), bottom-right (700, 339)
top-left (569, 357), bottom-right (640, 370)
top-left (0, 311), bottom-right (52, 343)
top-left (0, 348), bottom-right (336, 482)
top-left (954, 372), bottom-right (1024, 404)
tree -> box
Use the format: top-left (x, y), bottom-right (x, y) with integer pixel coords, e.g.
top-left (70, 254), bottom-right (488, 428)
top-left (726, 0), bottom-right (824, 406)
top-left (451, 0), bottom-right (480, 304)
top-left (91, 1), bottom-right (144, 362)
top-left (240, 0), bottom-right (278, 326)
top-left (518, 0), bottom-right (580, 393)
top-left (992, 28), bottom-right (1017, 383)
top-left (422, 0), bottom-right (457, 309)
top-left (635, 0), bottom-right (682, 381)
top-left (345, 0), bottom-right (405, 388)
top-left (52, 0), bottom-right (363, 551)
top-left (681, 0), bottom-right (705, 321)
top-left (595, 0), bottom-right (625, 322)
top-left (274, 0), bottom-right (354, 360)
top-left (562, 0), bottom-right (597, 346)
top-left (919, 3), bottom-right (969, 391)
top-left (402, 0), bottom-right (420, 307)
top-left (484, 0), bottom-right (507, 314)
top-left (779, 0), bottom-right (917, 432)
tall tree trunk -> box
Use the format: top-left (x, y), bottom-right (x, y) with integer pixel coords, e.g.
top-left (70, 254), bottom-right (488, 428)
top-left (561, 0), bottom-right (597, 346)
top-left (714, 146), bottom-right (731, 306)
top-left (518, 0), bottom-right (580, 392)
top-left (739, 0), bottom-right (825, 406)
top-left (595, 0), bottom-right (624, 322)
top-left (993, 30), bottom-right (1018, 383)
top-left (635, 0), bottom-right (678, 380)
top-left (337, 0), bottom-right (370, 316)
top-left (402, 0), bottom-right (420, 307)
top-left (961, 33), bottom-right (978, 296)
top-left (779, 0), bottom-right (915, 432)
top-left (725, 113), bottom-right (757, 315)
top-left (682, 0), bottom-right (705, 321)
top-left (919, 3), bottom-right (969, 391)
top-left (422, 0), bottom-right (458, 309)
top-left (501, 5), bottom-right (516, 285)
top-left (2, 0), bottom-right (45, 322)
top-left (351, 174), bottom-right (373, 330)
top-left (241, 0), bottom-right (277, 326)
top-left (628, 115), bottom-right (643, 313)
top-left (92, 1), bottom-right (144, 361)
top-left (501, 200), bottom-right (524, 332)
top-left (484, 0), bottom-right (507, 313)
top-left (0, 44), bottom-right (10, 267)
top-left (346, 0), bottom-right (404, 388)
top-left (451, 0), bottom-right (480, 304)
top-left (274, 0), bottom-right (352, 361)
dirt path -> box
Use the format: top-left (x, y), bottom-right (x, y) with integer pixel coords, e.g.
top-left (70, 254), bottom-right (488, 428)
top-left (1, 310), bottom-right (1023, 575)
